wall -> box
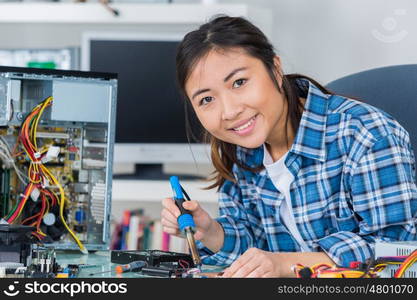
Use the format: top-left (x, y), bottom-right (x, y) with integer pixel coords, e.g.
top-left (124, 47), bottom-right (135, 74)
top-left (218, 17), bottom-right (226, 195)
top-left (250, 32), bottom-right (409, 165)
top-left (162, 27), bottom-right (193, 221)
top-left (221, 0), bottom-right (417, 84)
top-left (3, 1), bottom-right (413, 83)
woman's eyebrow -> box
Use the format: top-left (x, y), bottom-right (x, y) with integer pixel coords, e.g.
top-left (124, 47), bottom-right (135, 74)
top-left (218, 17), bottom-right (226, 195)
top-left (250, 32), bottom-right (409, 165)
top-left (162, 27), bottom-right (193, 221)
top-left (191, 88), bottom-right (210, 101)
top-left (223, 67), bottom-right (247, 82)
top-left (191, 67), bottom-right (248, 100)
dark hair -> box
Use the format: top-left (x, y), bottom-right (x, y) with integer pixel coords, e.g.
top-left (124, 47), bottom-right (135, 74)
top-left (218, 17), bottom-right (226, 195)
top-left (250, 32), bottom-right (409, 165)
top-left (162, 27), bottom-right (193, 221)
top-left (176, 15), bottom-right (332, 190)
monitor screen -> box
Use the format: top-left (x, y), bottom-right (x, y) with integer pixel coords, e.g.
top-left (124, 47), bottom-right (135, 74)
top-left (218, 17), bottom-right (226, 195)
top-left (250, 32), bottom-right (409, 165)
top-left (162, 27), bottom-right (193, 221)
top-left (89, 39), bottom-right (198, 143)
top-left (82, 33), bottom-right (210, 166)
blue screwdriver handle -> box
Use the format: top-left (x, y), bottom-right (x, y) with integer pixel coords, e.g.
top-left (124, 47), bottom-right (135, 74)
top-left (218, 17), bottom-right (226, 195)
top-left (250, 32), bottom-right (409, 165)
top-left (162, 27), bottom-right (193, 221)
top-left (169, 176), bottom-right (196, 232)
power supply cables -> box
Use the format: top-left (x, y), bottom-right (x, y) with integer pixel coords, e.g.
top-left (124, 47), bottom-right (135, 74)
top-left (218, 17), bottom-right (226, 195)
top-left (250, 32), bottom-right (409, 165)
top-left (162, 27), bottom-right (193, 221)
top-left (394, 250), bottom-right (417, 278)
top-left (8, 96), bottom-right (87, 254)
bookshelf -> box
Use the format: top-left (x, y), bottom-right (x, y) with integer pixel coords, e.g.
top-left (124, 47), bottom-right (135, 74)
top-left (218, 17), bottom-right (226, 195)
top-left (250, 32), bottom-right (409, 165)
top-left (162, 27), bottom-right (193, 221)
top-left (112, 179), bottom-right (217, 203)
top-left (111, 179), bottom-right (219, 230)
top-left (111, 179), bottom-right (219, 252)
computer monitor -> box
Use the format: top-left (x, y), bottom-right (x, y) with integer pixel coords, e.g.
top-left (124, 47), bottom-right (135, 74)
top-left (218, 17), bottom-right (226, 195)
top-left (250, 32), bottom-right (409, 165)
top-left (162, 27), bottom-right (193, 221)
top-left (81, 32), bottom-right (210, 177)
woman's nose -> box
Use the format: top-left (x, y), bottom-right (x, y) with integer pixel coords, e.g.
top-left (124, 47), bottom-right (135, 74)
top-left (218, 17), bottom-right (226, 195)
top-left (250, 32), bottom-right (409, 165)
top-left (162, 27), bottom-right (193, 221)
top-left (221, 96), bottom-right (244, 121)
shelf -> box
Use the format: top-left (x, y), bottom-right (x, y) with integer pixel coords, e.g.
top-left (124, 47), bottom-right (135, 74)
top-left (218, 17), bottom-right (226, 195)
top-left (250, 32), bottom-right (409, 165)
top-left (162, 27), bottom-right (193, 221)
top-left (0, 3), bottom-right (252, 24)
top-left (112, 179), bottom-right (218, 203)
top-left (0, 2), bottom-right (272, 51)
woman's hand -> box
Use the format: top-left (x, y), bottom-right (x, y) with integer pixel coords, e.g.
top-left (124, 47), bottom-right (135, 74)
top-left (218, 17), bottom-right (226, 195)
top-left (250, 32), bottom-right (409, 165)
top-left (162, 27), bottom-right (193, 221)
top-left (221, 249), bottom-right (335, 278)
top-left (221, 248), bottom-right (282, 278)
top-left (161, 198), bottom-right (222, 245)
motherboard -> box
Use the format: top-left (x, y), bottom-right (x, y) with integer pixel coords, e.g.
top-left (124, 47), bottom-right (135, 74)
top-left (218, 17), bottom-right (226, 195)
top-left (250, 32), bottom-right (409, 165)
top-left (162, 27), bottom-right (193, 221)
top-left (0, 66), bottom-right (117, 252)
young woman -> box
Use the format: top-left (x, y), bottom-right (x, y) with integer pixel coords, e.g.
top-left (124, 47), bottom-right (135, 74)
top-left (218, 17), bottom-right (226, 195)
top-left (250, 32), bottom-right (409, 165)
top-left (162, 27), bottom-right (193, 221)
top-left (161, 16), bottom-right (417, 277)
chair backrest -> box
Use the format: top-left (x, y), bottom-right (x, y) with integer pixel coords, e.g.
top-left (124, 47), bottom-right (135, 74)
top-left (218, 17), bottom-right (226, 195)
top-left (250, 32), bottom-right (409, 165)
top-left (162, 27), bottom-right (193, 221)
top-left (326, 65), bottom-right (417, 167)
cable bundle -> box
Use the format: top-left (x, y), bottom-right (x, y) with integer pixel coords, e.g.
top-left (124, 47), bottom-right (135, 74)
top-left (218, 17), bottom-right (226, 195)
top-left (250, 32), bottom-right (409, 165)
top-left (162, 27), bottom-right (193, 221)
top-left (292, 263), bottom-right (380, 278)
top-left (393, 250), bottom-right (417, 278)
top-left (4, 96), bottom-right (87, 254)
top-left (367, 255), bottom-right (406, 275)
top-left (293, 250), bottom-right (417, 278)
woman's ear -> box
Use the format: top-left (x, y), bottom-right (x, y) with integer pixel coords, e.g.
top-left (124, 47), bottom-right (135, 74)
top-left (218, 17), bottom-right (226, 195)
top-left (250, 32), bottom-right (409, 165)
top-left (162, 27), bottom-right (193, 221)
top-left (273, 56), bottom-right (283, 89)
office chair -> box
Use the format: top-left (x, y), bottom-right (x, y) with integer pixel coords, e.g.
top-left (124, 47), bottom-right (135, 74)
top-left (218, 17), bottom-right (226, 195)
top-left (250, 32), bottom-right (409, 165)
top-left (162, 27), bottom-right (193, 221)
top-left (326, 65), bottom-right (417, 174)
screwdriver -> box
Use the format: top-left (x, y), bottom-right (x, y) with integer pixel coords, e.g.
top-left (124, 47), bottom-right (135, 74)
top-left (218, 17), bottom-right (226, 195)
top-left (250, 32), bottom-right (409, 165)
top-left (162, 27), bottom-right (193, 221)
top-left (169, 176), bottom-right (202, 268)
top-left (115, 261), bottom-right (147, 274)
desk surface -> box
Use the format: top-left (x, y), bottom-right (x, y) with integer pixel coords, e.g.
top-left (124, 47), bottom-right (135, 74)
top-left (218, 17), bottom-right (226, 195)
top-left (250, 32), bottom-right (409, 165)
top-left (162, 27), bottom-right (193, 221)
top-left (56, 251), bottom-right (222, 278)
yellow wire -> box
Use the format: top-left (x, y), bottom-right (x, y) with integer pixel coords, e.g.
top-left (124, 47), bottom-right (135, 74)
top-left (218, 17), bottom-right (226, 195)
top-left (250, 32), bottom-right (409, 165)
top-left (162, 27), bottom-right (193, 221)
top-left (30, 97), bottom-right (51, 148)
top-left (397, 257), bottom-right (417, 278)
top-left (26, 103), bottom-right (42, 153)
top-left (311, 263), bottom-right (333, 270)
top-left (40, 164), bottom-right (86, 253)
top-left (20, 96), bottom-right (86, 253)
top-left (32, 97), bottom-right (53, 149)
top-left (318, 270), bottom-right (369, 278)
top-left (41, 171), bottom-right (62, 205)
top-left (28, 163), bottom-right (42, 184)
top-left (52, 190), bottom-right (61, 206)
top-left (29, 110), bottom-right (39, 147)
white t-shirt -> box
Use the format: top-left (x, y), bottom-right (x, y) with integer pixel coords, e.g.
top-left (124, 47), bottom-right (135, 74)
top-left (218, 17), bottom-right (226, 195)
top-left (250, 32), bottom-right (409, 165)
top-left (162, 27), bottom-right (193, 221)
top-left (262, 144), bottom-right (309, 252)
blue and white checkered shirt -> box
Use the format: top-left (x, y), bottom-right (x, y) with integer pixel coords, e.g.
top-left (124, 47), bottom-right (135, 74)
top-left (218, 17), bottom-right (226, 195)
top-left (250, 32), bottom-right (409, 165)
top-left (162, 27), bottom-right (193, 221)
top-left (198, 79), bottom-right (417, 267)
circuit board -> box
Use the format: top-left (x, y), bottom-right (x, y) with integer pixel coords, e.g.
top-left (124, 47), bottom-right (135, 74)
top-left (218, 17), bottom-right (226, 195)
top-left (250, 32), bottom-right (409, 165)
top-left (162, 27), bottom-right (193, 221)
top-left (0, 66), bottom-right (117, 252)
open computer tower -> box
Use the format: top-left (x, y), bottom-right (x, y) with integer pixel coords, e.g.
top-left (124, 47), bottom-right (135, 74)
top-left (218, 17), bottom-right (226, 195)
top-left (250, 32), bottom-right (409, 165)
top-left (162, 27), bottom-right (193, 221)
top-left (0, 66), bottom-right (117, 252)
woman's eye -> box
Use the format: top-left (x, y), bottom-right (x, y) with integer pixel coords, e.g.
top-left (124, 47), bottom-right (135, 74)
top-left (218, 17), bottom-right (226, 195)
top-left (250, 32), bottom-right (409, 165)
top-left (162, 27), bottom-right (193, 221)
top-left (233, 78), bottom-right (247, 88)
top-left (199, 96), bottom-right (213, 106)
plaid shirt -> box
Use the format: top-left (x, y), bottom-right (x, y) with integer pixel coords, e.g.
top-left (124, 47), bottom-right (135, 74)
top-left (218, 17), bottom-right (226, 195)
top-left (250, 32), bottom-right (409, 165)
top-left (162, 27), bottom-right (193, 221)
top-left (198, 79), bottom-right (417, 267)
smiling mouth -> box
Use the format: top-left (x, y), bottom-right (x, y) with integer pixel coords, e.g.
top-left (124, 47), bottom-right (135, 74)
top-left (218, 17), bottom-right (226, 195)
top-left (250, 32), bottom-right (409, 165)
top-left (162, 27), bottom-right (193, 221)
top-left (231, 115), bottom-right (257, 131)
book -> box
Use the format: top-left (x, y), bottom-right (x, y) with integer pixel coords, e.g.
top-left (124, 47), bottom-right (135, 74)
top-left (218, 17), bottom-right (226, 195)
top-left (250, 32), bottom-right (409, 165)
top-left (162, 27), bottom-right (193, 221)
top-left (169, 234), bottom-right (187, 253)
top-left (127, 214), bottom-right (140, 250)
top-left (162, 231), bottom-right (170, 251)
top-left (151, 220), bottom-right (163, 250)
top-left (120, 210), bottom-right (131, 250)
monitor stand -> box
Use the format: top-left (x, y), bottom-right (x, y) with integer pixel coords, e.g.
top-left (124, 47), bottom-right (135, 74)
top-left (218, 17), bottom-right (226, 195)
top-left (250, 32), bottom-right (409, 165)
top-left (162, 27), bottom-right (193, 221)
top-left (113, 164), bottom-right (205, 180)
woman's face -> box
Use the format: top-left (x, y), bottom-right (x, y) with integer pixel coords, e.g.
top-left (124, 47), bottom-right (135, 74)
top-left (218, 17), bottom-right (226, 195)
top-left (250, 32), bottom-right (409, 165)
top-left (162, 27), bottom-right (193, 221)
top-left (185, 48), bottom-right (288, 149)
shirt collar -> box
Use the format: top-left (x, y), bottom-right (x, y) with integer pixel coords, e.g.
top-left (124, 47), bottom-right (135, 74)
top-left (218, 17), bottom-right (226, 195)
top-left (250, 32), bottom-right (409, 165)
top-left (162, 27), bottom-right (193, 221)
top-left (262, 144), bottom-right (288, 167)
top-left (236, 78), bottom-right (330, 167)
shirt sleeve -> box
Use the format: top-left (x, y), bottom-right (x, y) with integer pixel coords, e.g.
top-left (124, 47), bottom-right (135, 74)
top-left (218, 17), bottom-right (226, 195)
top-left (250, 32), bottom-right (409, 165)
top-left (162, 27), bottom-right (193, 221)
top-left (317, 134), bottom-right (417, 267)
top-left (197, 178), bottom-right (263, 266)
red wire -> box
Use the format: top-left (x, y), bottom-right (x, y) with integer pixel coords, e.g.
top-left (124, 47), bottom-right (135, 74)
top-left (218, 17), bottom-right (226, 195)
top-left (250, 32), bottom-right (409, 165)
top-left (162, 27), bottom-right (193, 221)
top-left (35, 194), bottom-right (47, 233)
top-left (8, 184), bottom-right (33, 223)
top-left (42, 189), bottom-right (57, 206)
top-left (18, 107), bottom-right (40, 161)
top-left (32, 232), bottom-right (43, 240)
top-left (394, 250), bottom-right (417, 278)
top-left (178, 259), bottom-right (190, 269)
top-left (7, 185), bottom-right (29, 223)
top-left (22, 212), bottom-right (41, 224)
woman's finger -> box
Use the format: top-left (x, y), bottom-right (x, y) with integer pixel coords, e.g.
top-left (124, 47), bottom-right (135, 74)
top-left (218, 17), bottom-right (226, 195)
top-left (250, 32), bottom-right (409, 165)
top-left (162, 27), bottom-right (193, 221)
top-left (161, 217), bottom-right (178, 229)
top-left (261, 272), bottom-right (275, 278)
top-left (162, 225), bottom-right (180, 236)
top-left (222, 248), bottom-right (258, 277)
top-left (193, 230), bottom-right (204, 241)
top-left (246, 267), bottom-right (265, 278)
top-left (229, 256), bottom-right (260, 278)
top-left (161, 208), bottom-right (178, 225)
top-left (162, 197), bottom-right (180, 218)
